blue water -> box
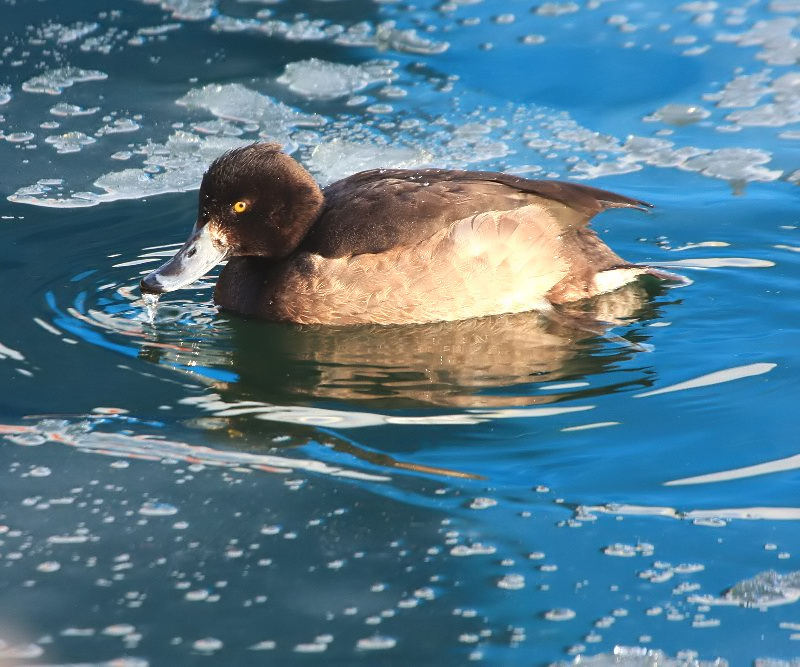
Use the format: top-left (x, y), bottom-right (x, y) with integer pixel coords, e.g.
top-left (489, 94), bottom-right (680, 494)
top-left (1, 0), bottom-right (799, 664)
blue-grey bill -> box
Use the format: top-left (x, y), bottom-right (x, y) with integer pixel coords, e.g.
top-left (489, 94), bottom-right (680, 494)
top-left (140, 224), bottom-right (228, 294)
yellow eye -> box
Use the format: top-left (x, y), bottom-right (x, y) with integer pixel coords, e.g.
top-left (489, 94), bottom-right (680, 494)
top-left (232, 201), bottom-right (248, 214)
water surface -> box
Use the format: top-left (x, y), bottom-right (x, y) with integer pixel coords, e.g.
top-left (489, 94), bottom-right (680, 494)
top-left (1, 0), bottom-right (799, 664)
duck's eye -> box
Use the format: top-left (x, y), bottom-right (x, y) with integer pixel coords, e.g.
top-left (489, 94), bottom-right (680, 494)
top-left (232, 201), bottom-right (248, 214)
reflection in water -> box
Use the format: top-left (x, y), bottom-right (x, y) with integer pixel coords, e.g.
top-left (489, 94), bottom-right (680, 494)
top-left (141, 277), bottom-right (673, 408)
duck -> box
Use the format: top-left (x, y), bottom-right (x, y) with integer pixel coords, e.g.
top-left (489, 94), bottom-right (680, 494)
top-left (140, 142), bottom-right (667, 325)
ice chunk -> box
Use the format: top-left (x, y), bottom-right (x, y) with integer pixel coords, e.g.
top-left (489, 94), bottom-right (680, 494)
top-left (9, 132), bottom-right (249, 207)
top-left (36, 21), bottom-right (100, 44)
top-left (44, 131), bottom-right (97, 154)
top-left (306, 140), bottom-right (433, 185)
top-left (334, 20), bottom-right (449, 54)
top-left (0, 85), bottom-right (11, 106)
top-left (141, 0), bottom-right (216, 21)
top-left (176, 83), bottom-right (323, 130)
top-left (722, 570), bottom-right (800, 607)
top-left (553, 646), bottom-right (727, 666)
top-left (680, 147), bottom-right (782, 182)
top-left (644, 103), bottom-right (711, 125)
top-left (22, 66), bottom-right (108, 95)
top-left (50, 102), bottom-right (100, 116)
top-left (277, 59), bottom-right (398, 100)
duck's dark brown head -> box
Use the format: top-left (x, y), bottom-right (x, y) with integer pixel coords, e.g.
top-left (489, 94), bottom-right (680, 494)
top-left (140, 143), bottom-right (323, 295)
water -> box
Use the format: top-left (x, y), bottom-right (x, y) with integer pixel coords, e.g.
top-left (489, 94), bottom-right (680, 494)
top-left (1, 0), bottom-right (799, 664)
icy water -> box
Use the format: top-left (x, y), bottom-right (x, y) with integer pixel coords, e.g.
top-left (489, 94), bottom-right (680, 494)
top-left (1, 0), bottom-right (799, 664)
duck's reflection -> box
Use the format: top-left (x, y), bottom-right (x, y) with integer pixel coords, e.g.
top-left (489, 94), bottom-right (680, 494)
top-left (140, 277), bottom-right (673, 409)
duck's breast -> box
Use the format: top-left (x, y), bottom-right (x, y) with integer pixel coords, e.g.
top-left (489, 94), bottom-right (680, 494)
top-left (254, 203), bottom-right (585, 325)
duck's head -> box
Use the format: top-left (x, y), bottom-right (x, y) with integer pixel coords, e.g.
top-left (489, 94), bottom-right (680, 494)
top-left (140, 143), bottom-right (323, 294)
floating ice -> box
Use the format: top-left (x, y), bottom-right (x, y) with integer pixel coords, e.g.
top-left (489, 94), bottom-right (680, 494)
top-left (50, 102), bottom-right (100, 117)
top-left (210, 13), bottom-right (448, 54)
top-left (45, 131), bottom-right (97, 153)
top-left (680, 147), bottom-right (781, 182)
top-left (141, 0), bottom-right (216, 21)
top-left (306, 139), bottom-right (433, 185)
top-left (553, 646), bottom-right (728, 666)
top-left (10, 132), bottom-right (250, 207)
top-left (543, 608), bottom-right (576, 621)
top-left (0, 86), bottom-right (11, 106)
top-left (37, 21), bottom-right (100, 44)
top-left (5, 132), bottom-right (36, 143)
top-left (645, 103), bottom-right (711, 125)
top-left (139, 501), bottom-right (179, 516)
top-left (21, 66), bottom-right (108, 95)
top-left (715, 570), bottom-right (800, 608)
top-left (356, 636), bottom-right (397, 650)
top-left (277, 59), bottom-right (398, 100)
top-left (192, 637), bottom-right (224, 652)
top-left (536, 2), bottom-right (580, 16)
top-left (176, 83), bottom-right (324, 140)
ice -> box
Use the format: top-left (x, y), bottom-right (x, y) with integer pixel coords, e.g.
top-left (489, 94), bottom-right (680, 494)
top-left (0, 86), bottom-right (11, 106)
top-left (334, 21), bottom-right (449, 54)
top-left (536, 2), bottom-right (580, 17)
top-left (306, 140), bottom-right (433, 185)
top-left (679, 147), bottom-right (782, 182)
top-left (722, 570), bottom-right (800, 607)
top-left (210, 13), bottom-right (448, 54)
top-left (176, 83), bottom-right (324, 138)
top-left (21, 66), bottom-right (108, 95)
top-left (554, 646), bottom-right (728, 666)
top-left (36, 21), bottom-right (100, 44)
top-left (9, 132), bottom-right (249, 207)
top-left (49, 102), bottom-right (100, 117)
top-left (97, 118), bottom-right (142, 135)
top-left (277, 59), bottom-right (398, 100)
top-left (44, 131), bottom-right (97, 154)
top-left (140, 0), bottom-right (216, 21)
top-left (644, 103), bottom-right (711, 125)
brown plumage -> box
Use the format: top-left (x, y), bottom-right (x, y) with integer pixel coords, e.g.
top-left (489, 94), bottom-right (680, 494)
top-left (140, 143), bottom-right (665, 325)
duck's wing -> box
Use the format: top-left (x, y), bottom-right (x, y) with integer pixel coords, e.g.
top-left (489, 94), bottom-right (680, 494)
top-left (302, 168), bottom-right (650, 258)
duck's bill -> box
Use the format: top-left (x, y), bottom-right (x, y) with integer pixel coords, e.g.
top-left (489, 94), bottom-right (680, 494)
top-left (140, 224), bottom-right (228, 294)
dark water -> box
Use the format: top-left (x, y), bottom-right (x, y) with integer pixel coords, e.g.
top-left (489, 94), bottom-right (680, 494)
top-left (1, 0), bottom-right (799, 664)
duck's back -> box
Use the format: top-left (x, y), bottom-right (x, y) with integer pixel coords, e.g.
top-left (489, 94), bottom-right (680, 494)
top-left (300, 168), bottom-right (649, 259)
